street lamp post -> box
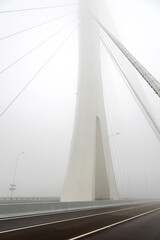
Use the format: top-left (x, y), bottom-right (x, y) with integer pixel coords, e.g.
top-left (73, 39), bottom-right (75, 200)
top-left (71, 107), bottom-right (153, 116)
top-left (10, 152), bottom-right (25, 200)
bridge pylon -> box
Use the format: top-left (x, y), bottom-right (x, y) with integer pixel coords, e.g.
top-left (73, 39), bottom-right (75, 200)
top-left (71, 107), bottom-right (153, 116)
top-left (61, 0), bottom-right (118, 201)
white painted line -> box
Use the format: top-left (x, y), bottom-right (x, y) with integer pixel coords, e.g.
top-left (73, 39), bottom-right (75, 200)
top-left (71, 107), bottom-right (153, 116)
top-left (0, 205), bottom-right (150, 234)
top-left (69, 207), bottom-right (160, 240)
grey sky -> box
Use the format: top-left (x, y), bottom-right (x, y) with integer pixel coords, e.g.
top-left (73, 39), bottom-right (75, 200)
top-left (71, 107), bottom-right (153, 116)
top-left (0, 0), bottom-right (160, 198)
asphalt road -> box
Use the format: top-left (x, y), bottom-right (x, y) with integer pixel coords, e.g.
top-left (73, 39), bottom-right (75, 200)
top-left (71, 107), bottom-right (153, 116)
top-left (0, 201), bottom-right (160, 240)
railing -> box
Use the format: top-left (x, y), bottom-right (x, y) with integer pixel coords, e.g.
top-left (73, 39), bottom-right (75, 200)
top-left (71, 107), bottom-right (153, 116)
top-left (0, 197), bottom-right (60, 201)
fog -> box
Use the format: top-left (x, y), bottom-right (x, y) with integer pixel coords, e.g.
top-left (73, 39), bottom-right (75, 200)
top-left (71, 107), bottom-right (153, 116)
top-left (0, 0), bottom-right (160, 199)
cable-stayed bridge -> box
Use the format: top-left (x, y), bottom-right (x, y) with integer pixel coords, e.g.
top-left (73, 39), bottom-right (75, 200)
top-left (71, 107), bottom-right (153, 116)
top-left (0, 0), bottom-right (159, 200)
top-left (0, 0), bottom-right (160, 239)
top-left (61, 0), bottom-right (160, 202)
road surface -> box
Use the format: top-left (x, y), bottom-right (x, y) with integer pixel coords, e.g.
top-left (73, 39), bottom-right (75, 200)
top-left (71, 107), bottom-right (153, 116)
top-left (0, 201), bottom-right (160, 239)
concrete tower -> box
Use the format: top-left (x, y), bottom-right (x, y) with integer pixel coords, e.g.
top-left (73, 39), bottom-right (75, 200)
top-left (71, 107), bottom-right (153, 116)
top-left (61, 0), bottom-right (118, 201)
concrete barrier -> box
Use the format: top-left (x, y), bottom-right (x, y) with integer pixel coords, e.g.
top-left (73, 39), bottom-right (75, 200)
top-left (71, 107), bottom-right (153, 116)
top-left (0, 199), bottom-right (153, 218)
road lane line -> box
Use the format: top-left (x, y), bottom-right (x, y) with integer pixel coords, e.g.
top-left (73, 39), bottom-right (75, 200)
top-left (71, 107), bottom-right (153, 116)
top-left (69, 207), bottom-right (160, 239)
top-left (0, 205), bottom-right (154, 234)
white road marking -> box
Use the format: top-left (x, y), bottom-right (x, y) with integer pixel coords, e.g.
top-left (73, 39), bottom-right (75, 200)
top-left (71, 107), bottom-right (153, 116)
top-left (0, 205), bottom-right (152, 234)
top-left (69, 207), bottom-right (160, 240)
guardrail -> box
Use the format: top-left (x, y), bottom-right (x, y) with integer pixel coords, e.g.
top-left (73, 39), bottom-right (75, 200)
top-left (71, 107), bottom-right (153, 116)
top-left (0, 199), bottom-right (150, 217)
top-left (0, 197), bottom-right (60, 201)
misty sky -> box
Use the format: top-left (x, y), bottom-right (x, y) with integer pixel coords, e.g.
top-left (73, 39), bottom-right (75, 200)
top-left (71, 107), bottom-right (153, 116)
top-left (0, 0), bottom-right (160, 199)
